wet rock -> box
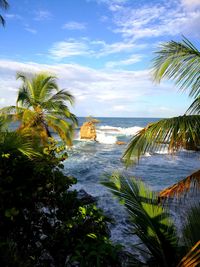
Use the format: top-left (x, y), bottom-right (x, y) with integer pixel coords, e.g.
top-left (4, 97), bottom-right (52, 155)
top-left (80, 121), bottom-right (96, 141)
top-left (77, 189), bottom-right (96, 204)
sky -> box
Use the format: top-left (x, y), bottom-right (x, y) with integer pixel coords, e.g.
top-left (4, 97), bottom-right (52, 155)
top-left (0, 0), bottom-right (199, 118)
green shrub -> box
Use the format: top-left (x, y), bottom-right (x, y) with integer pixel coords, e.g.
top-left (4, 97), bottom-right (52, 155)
top-left (0, 134), bottom-right (122, 267)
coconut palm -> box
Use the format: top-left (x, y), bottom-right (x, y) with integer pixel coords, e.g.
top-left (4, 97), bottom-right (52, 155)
top-left (123, 37), bottom-right (200, 197)
top-left (0, 0), bottom-right (9, 26)
top-left (0, 72), bottom-right (77, 145)
top-left (103, 174), bottom-right (200, 267)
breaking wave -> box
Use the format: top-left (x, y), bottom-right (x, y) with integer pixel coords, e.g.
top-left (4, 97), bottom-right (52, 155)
top-left (97, 125), bottom-right (143, 136)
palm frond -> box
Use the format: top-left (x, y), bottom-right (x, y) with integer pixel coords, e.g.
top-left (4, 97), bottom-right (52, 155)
top-left (177, 241), bottom-right (200, 267)
top-left (0, 131), bottom-right (40, 158)
top-left (182, 205), bottom-right (200, 250)
top-left (102, 174), bottom-right (179, 266)
top-left (0, 0), bottom-right (9, 26)
top-left (0, 106), bottom-right (28, 122)
top-left (0, 116), bottom-right (8, 131)
top-left (159, 170), bottom-right (200, 198)
top-left (0, 0), bottom-right (9, 9)
top-left (17, 86), bottom-right (32, 108)
top-left (0, 14), bottom-right (5, 26)
top-left (186, 96), bottom-right (200, 115)
top-left (123, 115), bottom-right (200, 165)
top-left (153, 36), bottom-right (200, 98)
top-left (32, 73), bottom-right (58, 102)
top-left (46, 115), bottom-right (74, 146)
top-left (46, 89), bottom-right (75, 105)
top-left (16, 72), bottom-right (35, 102)
top-left (48, 108), bottom-right (78, 126)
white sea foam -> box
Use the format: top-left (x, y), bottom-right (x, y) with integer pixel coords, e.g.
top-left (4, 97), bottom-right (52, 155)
top-left (155, 149), bottom-right (169, 154)
top-left (97, 125), bottom-right (142, 136)
top-left (96, 131), bottom-right (117, 144)
top-left (76, 125), bottom-right (142, 145)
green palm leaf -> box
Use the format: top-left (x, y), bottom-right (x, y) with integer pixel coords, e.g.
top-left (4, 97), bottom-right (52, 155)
top-left (123, 115), bottom-right (200, 165)
top-left (186, 96), bottom-right (200, 115)
top-left (153, 36), bottom-right (200, 98)
top-left (103, 174), bottom-right (179, 266)
top-left (0, 131), bottom-right (40, 158)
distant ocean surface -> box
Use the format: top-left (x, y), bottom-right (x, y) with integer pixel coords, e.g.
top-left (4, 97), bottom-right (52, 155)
top-left (64, 117), bottom-right (200, 248)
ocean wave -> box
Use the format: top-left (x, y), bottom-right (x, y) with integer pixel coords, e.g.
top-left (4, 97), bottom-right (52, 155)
top-left (96, 131), bottom-right (117, 144)
top-left (97, 125), bottom-right (143, 136)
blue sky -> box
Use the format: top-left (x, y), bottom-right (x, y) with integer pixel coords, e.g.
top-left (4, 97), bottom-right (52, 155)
top-left (0, 0), bottom-right (199, 117)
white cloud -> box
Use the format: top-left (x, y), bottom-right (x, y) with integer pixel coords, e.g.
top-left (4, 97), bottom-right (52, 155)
top-left (95, 0), bottom-right (127, 11)
top-left (34, 10), bottom-right (52, 21)
top-left (48, 38), bottom-right (144, 60)
top-left (181, 0), bottom-right (200, 9)
top-left (99, 1), bottom-right (200, 40)
top-left (94, 40), bottom-right (144, 57)
top-left (0, 59), bottom-right (190, 117)
top-left (106, 54), bottom-right (142, 68)
top-left (49, 40), bottom-right (91, 59)
top-left (62, 21), bottom-right (86, 30)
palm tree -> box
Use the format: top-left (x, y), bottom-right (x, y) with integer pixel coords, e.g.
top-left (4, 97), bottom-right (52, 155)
top-left (103, 174), bottom-right (200, 267)
top-left (123, 37), bottom-right (200, 197)
top-left (0, 0), bottom-right (9, 26)
top-left (0, 72), bottom-right (77, 146)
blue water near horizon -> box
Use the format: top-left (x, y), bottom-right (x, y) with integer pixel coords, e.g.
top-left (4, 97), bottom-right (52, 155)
top-left (63, 117), bottom-right (200, 248)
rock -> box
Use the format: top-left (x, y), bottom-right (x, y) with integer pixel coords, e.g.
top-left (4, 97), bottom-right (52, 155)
top-left (77, 189), bottom-right (96, 204)
top-left (80, 121), bottom-right (97, 141)
top-left (116, 141), bottom-right (126, 145)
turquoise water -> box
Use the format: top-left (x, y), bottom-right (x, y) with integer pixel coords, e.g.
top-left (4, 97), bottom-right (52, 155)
top-left (63, 117), bottom-right (200, 247)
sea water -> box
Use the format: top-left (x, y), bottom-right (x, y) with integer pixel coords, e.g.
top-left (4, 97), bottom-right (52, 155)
top-left (62, 117), bottom-right (200, 248)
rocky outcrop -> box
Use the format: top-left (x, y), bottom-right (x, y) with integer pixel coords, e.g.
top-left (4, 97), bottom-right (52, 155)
top-left (80, 121), bottom-right (97, 141)
top-left (116, 141), bottom-right (126, 145)
top-left (77, 189), bottom-right (96, 205)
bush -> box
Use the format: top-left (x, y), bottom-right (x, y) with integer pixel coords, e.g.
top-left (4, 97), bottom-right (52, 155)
top-left (0, 135), bottom-right (122, 267)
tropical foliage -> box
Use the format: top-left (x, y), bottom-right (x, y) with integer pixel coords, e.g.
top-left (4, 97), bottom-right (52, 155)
top-left (0, 0), bottom-right (9, 26)
top-left (103, 174), bottom-right (200, 267)
top-left (123, 37), bottom-right (200, 197)
top-left (0, 72), bottom-right (78, 145)
top-left (0, 129), bottom-right (122, 267)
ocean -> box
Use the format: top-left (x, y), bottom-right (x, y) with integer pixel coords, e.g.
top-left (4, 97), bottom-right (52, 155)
top-left (63, 117), bottom-right (200, 248)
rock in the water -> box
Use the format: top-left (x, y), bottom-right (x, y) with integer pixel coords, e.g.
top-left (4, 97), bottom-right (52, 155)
top-left (77, 189), bottom-right (96, 204)
top-left (80, 121), bottom-right (97, 140)
top-left (116, 141), bottom-right (126, 145)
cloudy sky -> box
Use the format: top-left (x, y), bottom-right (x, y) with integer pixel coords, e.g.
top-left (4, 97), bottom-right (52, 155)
top-left (0, 0), bottom-right (199, 117)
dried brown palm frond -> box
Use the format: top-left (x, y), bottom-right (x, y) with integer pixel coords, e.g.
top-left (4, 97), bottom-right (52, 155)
top-left (176, 240), bottom-right (200, 267)
top-left (159, 170), bottom-right (200, 198)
